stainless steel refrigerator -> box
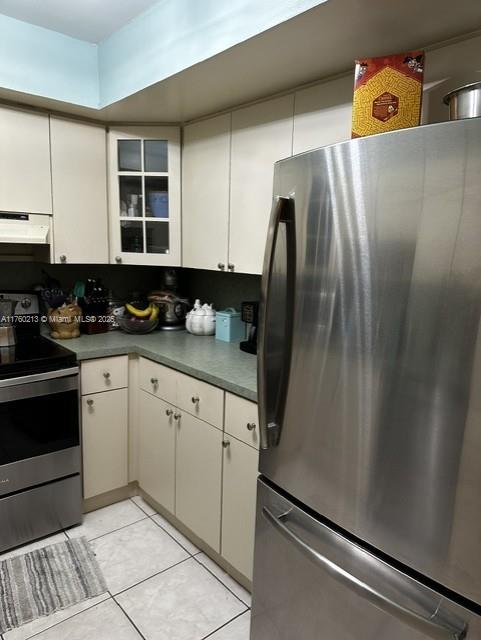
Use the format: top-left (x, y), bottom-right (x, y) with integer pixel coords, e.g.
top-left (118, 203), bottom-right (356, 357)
top-left (251, 116), bottom-right (481, 639)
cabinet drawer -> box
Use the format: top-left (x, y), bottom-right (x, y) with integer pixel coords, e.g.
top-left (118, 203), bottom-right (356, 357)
top-left (139, 358), bottom-right (177, 405)
top-left (176, 373), bottom-right (224, 428)
top-left (225, 393), bottom-right (259, 449)
top-left (81, 356), bottom-right (128, 395)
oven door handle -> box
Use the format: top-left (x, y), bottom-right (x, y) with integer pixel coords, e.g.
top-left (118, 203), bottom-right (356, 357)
top-left (0, 366), bottom-right (79, 389)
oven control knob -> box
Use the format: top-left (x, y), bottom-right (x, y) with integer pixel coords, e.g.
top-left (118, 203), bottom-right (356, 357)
top-left (21, 297), bottom-right (32, 309)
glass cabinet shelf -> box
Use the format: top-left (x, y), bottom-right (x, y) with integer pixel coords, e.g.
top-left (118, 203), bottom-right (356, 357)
top-left (109, 127), bottom-right (180, 266)
top-left (117, 139), bottom-right (170, 253)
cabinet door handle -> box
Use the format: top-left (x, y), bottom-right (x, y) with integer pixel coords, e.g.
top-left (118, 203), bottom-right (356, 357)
top-left (174, 412), bottom-right (181, 420)
top-left (222, 440), bottom-right (231, 448)
top-left (228, 263), bottom-right (235, 272)
top-left (191, 396), bottom-right (200, 405)
top-left (217, 262), bottom-right (225, 271)
top-left (86, 399), bottom-right (94, 406)
top-left (103, 372), bottom-right (111, 379)
top-left (165, 408), bottom-right (173, 417)
top-left (247, 422), bottom-right (256, 431)
top-left (115, 256), bottom-right (122, 264)
top-left (151, 377), bottom-right (158, 385)
top-left (59, 255), bottom-right (67, 263)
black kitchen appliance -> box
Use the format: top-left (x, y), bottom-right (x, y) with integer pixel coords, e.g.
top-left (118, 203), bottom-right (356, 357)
top-left (239, 301), bottom-right (258, 354)
top-left (0, 291), bottom-right (82, 553)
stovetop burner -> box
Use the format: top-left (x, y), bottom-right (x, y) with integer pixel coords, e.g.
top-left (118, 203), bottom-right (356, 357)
top-left (0, 290), bottom-right (77, 379)
top-left (0, 335), bottom-right (77, 379)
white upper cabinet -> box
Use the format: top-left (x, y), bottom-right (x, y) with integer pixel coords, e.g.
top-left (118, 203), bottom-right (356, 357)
top-left (293, 77), bottom-right (353, 155)
top-left (229, 95), bottom-right (294, 275)
top-left (0, 106), bottom-right (51, 214)
top-left (108, 126), bottom-right (181, 266)
top-left (50, 117), bottom-right (109, 264)
top-left (182, 114), bottom-right (231, 271)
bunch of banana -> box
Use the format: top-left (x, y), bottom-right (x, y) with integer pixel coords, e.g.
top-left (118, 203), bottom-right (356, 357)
top-left (125, 302), bottom-right (159, 321)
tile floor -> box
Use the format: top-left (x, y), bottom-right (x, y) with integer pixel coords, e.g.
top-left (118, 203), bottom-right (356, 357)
top-left (0, 497), bottom-right (251, 640)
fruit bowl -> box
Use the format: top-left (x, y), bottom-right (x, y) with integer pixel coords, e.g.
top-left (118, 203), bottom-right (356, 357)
top-left (117, 314), bottom-right (159, 334)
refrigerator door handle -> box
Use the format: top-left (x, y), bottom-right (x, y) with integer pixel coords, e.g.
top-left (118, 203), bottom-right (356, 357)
top-left (258, 195), bottom-right (296, 449)
top-left (262, 506), bottom-right (467, 640)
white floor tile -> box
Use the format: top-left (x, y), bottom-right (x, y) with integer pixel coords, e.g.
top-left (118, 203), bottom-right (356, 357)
top-left (195, 553), bottom-right (252, 606)
top-left (91, 519), bottom-right (189, 595)
top-left (3, 594), bottom-right (110, 640)
top-left (65, 500), bottom-right (146, 541)
top-left (131, 495), bottom-right (156, 516)
top-left (0, 532), bottom-right (67, 562)
top-left (207, 611), bottom-right (251, 640)
top-left (116, 557), bottom-right (247, 640)
top-left (31, 600), bottom-right (141, 640)
top-left (151, 513), bottom-right (199, 555)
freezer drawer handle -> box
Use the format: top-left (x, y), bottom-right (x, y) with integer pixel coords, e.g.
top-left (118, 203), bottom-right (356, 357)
top-left (262, 507), bottom-right (467, 640)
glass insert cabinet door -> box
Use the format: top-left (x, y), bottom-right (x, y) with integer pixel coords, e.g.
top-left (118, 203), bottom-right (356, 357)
top-left (108, 127), bottom-right (181, 266)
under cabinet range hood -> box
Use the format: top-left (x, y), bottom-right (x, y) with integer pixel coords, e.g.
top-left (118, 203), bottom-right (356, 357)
top-left (0, 212), bottom-right (51, 244)
top-left (0, 212), bottom-right (52, 261)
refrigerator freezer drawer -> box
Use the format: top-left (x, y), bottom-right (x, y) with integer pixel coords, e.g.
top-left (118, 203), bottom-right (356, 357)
top-left (252, 479), bottom-right (480, 640)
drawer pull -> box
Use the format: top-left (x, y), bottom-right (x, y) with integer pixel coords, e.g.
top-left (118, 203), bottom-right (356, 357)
top-left (103, 372), bottom-right (111, 380)
top-left (151, 377), bottom-right (159, 385)
top-left (165, 408), bottom-right (173, 417)
top-left (86, 399), bottom-right (94, 407)
top-left (174, 412), bottom-right (181, 420)
top-left (247, 422), bottom-right (256, 431)
top-left (217, 262), bottom-right (225, 271)
top-left (222, 440), bottom-right (231, 448)
top-left (191, 396), bottom-right (200, 405)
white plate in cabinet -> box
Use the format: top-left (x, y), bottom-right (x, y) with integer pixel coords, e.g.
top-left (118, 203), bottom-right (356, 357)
top-left (81, 356), bottom-right (128, 395)
top-left (175, 411), bottom-right (223, 552)
top-left (138, 390), bottom-right (175, 513)
top-left (176, 372), bottom-right (224, 428)
top-left (139, 358), bottom-right (177, 405)
top-left (225, 393), bottom-right (259, 449)
top-left (222, 436), bottom-right (259, 580)
top-left (82, 389), bottom-right (128, 499)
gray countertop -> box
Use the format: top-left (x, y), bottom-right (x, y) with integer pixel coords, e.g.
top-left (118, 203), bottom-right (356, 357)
top-left (52, 330), bottom-right (258, 401)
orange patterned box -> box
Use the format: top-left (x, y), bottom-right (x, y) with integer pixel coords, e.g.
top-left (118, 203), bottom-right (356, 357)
top-left (352, 51), bottom-right (424, 138)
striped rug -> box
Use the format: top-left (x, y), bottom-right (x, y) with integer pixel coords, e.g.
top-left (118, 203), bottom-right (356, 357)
top-left (0, 537), bottom-right (107, 634)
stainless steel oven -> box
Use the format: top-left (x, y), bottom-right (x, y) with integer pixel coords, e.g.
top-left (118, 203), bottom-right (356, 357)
top-left (0, 366), bottom-right (82, 552)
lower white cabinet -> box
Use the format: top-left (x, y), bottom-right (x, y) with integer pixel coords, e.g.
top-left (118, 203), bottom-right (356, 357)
top-left (138, 391), bottom-right (175, 512)
top-left (221, 436), bottom-right (258, 580)
top-left (176, 412), bottom-right (223, 552)
top-left (83, 355), bottom-right (258, 581)
top-left (82, 388), bottom-right (128, 499)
